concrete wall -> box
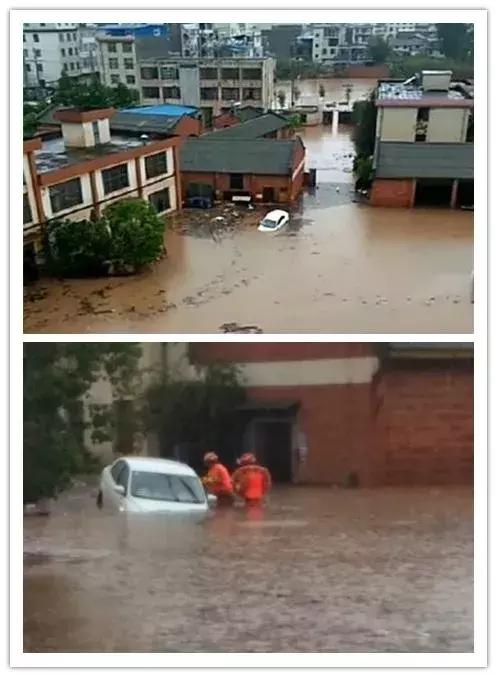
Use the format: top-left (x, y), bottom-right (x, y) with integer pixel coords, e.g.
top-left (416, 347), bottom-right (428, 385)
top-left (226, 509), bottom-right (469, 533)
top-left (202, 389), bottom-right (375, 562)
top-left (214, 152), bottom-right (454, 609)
top-left (427, 108), bottom-right (467, 142)
top-left (380, 108), bottom-right (417, 142)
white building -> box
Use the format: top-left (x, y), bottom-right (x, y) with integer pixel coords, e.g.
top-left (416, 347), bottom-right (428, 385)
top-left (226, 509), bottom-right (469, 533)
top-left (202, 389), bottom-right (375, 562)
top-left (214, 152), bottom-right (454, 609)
top-left (96, 33), bottom-right (140, 88)
top-left (78, 23), bottom-right (99, 77)
top-left (23, 23), bottom-right (82, 87)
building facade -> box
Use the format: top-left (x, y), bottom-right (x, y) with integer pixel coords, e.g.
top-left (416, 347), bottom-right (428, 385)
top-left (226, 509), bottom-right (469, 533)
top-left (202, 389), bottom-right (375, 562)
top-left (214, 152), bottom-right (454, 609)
top-left (23, 108), bottom-right (182, 255)
top-left (371, 71), bottom-right (474, 208)
top-left (96, 34), bottom-right (140, 89)
top-left (23, 23), bottom-right (82, 88)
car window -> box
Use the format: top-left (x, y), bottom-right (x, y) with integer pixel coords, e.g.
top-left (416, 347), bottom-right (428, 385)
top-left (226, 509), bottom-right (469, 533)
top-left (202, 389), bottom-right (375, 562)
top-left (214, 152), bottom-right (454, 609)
top-left (116, 463), bottom-right (130, 492)
top-left (278, 215), bottom-right (285, 224)
top-left (130, 471), bottom-right (204, 503)
top-left (110, 460), bottom-right (125, 482)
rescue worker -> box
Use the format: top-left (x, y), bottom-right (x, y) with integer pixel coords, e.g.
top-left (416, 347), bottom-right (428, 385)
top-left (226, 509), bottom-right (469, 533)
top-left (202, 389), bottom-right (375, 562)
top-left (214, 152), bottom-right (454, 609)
top-left (202, 451), bottom-right (234, 506)
top-left (231, 452), bottom-right (272, 506)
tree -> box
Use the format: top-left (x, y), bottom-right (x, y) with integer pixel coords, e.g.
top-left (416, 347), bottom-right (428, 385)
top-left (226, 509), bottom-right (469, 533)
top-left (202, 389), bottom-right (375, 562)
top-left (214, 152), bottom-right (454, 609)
top-left (104, 199), bottom-right (166, 271)
top-left (143, 361), bottom-right (246, 470)
top-left (23, 112), bottom-right (38, 139)
top-left (352, 92), bottom-right (377, 157)
top-left (110, 82), bottom-right (139, 108)
top-left (44, 218), bottom-right (112, 278)
top-left (436, 23), bottom-right (473, 61)
top-left (53, 73), bottom-right (138, 110)
top-left (277, 90), bottom-right (286, 108)
top-left (24, 343), bottom-right (142, 502)
top-left (389, 55), bottom-right (473, 80)
top-left (367, 36), bottom-right (391, 64)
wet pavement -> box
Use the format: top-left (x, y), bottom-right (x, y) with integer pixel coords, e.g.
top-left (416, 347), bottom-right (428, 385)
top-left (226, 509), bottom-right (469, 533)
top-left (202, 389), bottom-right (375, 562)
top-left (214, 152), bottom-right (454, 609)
top-left (24, 484), bottom-right (473, 653)
top-left (24, 125), bottom-right (473, 334)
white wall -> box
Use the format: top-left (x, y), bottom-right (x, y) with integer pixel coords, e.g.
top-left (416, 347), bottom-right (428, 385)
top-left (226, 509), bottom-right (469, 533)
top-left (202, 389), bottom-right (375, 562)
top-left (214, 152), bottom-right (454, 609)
top-left (380, 107), bottom-right (417, 142)
top-left (41, 173), bottom-right (93, 221)
top-left (94, 159), bottom-right (138, 204)
top-left (426, 108), bottom-right (468, 142)
top-left (23, 154), bottom-right (37, 227)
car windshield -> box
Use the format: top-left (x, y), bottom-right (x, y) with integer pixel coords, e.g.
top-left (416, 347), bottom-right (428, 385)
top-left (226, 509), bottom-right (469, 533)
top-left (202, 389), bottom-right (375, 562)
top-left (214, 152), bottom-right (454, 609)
top-left (130, 471), bottom-right (205, 504)
top-left (261, 218), bottom-right (279, 229)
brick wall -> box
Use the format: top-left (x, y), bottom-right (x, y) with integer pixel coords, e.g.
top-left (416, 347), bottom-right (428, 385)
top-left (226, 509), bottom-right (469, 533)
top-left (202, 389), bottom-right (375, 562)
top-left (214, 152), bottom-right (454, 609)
top-left (174, 116), bottom-right (203, 137)
top-left (213, 112), bottom-right (239, 129)
top-left (375, 361), bottom-right (474, 485)
top-left (191, 342), bottom-right (377, 363)
top-left (181, 170), bottom-right (301, 203)
top-left (370, 178), bottom-right (415, 208)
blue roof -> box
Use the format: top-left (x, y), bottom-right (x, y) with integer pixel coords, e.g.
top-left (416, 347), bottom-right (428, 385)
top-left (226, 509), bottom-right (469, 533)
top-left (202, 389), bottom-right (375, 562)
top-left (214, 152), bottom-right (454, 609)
top-left (121, 104), bottom-right (199, 117)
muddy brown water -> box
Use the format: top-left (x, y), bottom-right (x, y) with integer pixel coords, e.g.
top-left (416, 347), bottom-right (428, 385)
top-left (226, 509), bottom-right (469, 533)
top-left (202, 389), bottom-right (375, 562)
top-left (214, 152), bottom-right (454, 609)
top-left (24, 485), bottom-right (473, 653)
top-left (24, 125), bottom-right (473, 334)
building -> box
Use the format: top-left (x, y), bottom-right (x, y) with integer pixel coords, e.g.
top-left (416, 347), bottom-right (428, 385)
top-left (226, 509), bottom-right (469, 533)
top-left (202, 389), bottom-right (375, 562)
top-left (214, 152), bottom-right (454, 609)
top-left (261, 24), bottom-right (303, 60)
top-left (371, 71), bottom-right (474, 208)
top-left (77, 24), bottom-right (99, 77)
top-left (23, 107), bottom-right (182, 258)
top-left (390, 31), bottom-right (441, 58)
top-left (96, 34), bottom-right (140, 89)
top-left (213, 105), bottom-right (263, 129)
top-left (180, 136), bottom-right (305, 204)
top-left (109, 104), bottom-right (203, 138)
top-left (202, 112), bottom-right (293, 139)
top-left (23, 23), bottom-right (82, 89)
top-left (99, 23), bottom-right (170, 38)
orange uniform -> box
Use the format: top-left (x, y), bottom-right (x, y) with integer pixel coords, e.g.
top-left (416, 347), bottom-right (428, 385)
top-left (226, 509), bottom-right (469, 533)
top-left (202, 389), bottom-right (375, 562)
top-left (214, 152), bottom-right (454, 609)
top-left (232, 464), bottom-right (272, 503)
top-left (204, 462), bottom-right (234, 501)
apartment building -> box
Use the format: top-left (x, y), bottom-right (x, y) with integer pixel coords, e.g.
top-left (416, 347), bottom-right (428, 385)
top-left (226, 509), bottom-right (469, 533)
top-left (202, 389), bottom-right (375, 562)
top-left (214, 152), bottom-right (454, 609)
top-left (23, 23), bottom-right (82, 88)
top-left (78, 24), bottom-right (99, 77)
top-left (371, 70), bottom-right (474, 208)
top-left (137, 56), bottom-right (275, 125)
top-left (96, 34), bottom-right (140, 89)
top-left (23, 107), bottom-right (182, 256)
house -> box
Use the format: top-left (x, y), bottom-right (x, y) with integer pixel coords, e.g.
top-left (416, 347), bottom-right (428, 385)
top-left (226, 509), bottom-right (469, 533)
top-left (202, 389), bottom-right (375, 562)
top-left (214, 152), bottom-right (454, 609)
top-left (23, 107), bottom-right (182, 261)
top-left (371, 71), bottom-right (474, 208)
top-left (202, 112), bottom-right (293, 139)
top-left (212, 105), bottom-right (263, 129)
top-left (109, 104), bottom-right (203, 137)
top-left (180, 136), bottom-right (305, 204)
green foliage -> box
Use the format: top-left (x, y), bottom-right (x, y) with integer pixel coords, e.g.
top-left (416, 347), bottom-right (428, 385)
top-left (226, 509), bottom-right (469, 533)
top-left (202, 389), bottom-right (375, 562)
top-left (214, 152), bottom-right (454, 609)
top-left (24, 343), bottom-right (142, 501)
top-left (23, 112), bottom-right (39, 139)
top-left (352, 93), bottom-right (377, 158)
top-left (353, 155), bottom-right (374, 187)
top-left (104, 199), bottom-right (166, 270)
top-left (287, 113), bottom-right (303, 129)
top-left (389, 55), bottom-right (473, 80)
top-left (143, 362), bottom-right (246, 456)
top-left (44, 199), bottom-right (166, 278)
top-left (436, 23), bottom-right (473, 61)
top-left (53, 73), bottom-right (139, 110)
top-left (367, 36), bottom-right (391, 64)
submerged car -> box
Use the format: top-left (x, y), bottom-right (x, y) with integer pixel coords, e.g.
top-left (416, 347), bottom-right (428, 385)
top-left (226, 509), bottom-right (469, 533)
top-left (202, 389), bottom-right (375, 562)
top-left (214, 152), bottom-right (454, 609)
top-left (97, 456), bottom-right (215, 514)
top-left (258, 209), bottom-right (290, 233)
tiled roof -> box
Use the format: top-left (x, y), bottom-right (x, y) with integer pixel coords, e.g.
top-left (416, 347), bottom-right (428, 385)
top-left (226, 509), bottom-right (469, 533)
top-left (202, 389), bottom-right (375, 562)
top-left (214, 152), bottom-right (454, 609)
top-left (202, 113), bottom-right (289, 139)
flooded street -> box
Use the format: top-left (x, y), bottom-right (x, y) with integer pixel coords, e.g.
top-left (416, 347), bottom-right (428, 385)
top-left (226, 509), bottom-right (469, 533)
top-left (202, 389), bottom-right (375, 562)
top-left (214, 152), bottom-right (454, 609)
top-left (24, 485), bottom-right (473, 653)
top-left (24, 125), bottom-right (473, 334)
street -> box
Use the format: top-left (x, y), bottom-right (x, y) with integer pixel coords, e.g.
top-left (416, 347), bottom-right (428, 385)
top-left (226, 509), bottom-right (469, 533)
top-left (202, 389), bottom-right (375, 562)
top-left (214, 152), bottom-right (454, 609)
top-left (24, 125), bottom-right (473, 334)
top-left (24, 484), bottom-right (473, 653)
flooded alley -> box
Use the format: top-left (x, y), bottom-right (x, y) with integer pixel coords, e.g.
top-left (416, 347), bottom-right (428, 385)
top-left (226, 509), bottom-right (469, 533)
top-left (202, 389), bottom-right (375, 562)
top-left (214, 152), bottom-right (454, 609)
top-left (24, 124), bottom-right (473, 334)
top-left (24, 484), bottom-right (473, 653)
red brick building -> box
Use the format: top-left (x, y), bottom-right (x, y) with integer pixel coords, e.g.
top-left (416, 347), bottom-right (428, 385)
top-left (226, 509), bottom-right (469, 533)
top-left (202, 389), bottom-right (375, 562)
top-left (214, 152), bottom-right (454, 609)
top-left (187, 342), bottom-right (473, 486)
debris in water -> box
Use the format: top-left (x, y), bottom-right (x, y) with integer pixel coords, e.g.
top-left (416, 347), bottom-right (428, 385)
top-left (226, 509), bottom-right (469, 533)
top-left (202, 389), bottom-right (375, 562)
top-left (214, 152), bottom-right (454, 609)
top-left (220, 322), bottom-right (263, 334)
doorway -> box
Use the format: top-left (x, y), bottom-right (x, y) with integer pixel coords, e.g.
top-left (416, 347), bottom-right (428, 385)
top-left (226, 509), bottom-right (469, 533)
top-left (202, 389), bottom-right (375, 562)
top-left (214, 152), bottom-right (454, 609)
top-left (414, 178), bottom-right (453, 207)
top-left (262, 186), bottom-right (275, 202)
top-left (255, 420), bottom-right (292, 482)
top-left (456, 180), bottom-right (474, 209)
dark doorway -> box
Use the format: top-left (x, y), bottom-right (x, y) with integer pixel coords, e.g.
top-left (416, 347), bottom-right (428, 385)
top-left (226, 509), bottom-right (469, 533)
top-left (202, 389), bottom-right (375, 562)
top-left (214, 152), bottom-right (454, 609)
top-left (23, 243), bottom-right (39, 284)
top-left (414, 178), bottom-right (453, 207)
top-left (262, 186), bottom-right (275, 202)
top-left (256, 421), bottom-right (292, 482)
top-left (456, 180), bottom-right (474, 209)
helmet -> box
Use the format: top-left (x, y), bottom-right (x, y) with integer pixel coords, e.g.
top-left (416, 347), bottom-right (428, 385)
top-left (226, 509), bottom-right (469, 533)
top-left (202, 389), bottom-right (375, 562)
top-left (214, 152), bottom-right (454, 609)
top-left (237, 452), bottom-right (256, 466)
top-left (203, 451), bottom-right (219, 465)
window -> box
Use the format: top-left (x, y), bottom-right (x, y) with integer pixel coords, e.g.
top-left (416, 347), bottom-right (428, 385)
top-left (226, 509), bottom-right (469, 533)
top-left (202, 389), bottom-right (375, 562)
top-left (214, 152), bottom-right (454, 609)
top-left (23, 194), bottom-right (32, 224)
top-left (36, 63), bottom-right (43, 72)
top-left (33, 34), bottom-right (39, 42)
top-left (142, 86), bottom-right (160, 98)
top-left (92, 121), bottom-right (100, 144)
top-left (23, 34), bottom-right (26, 42)
top-left (25, 64), bottom-right (31, 72)
top-left (230, 173), bottom-right (244, 189)
top-left (141, 66), bottom-right (159, 80)
top-left (148, 187), bottom-right (170, 213)
top-left (33, 48), bottom-right (41, 57)
top-left (200, 67), bottom-right (217, 80)
top-left (68, 47), bottom-right (73, 56)
top-left (122, 43), bottom-right (133, 53)
top-left (221, 67), bottom-right (239, 79)
top-left (160, 66), bottom-right (178, 80)
top-left (49, 178), bottom-right (83, 213)
top-left (123, 58), bottom-right (134, 70)
top-left (221, 87), bottom-right (239, 101)
top-left (110, 74), bottom-right (120, 84)
top-left (242, 87), bottom-right (261, 101)
top-left (162, 85), bottom-right (180, 99)
top-left (60, 48), bottom-right (65, 56)
top-left (107, 43), bottom-right (117, 53)
top-left (75, 47), bottom-right (78, 54)
top-left (69, 63), bottom-right (75, 71)
top-left (102, 164), bottom-right (129, 194)
top-left (23, 49), bottom-right (28, 57)
top-left (130, 471), bottom-right (204, 503)
top-left (145, 152), bottom-right (168, 179)
top-left (108, 58), bottom-right (119, 69)
top-left (241, 68), bottom-right (262, 80)
top-left (415, 107), bottom-right (429, 142)
top-left (59, 33), bottom-right (64, 42)
top-left (126, 74), bottom-right (136, 85)
top-left (200, 87), bottom-right (218, 101)
top-left (116, 463), bottom-right (130, 492)
top-left (110, 459), bottom-right (126, 482)
top-left (66, 33), bottom-right (71, 41)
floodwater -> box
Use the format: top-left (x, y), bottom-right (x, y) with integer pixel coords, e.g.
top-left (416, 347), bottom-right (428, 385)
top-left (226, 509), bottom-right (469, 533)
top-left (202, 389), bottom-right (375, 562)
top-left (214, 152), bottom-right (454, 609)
top-left (275, 77), bottom-right (378, 107)
top-left (24, 124), bottom-right (473, 334)
top-left (24, 484), bottom-right (473, 653)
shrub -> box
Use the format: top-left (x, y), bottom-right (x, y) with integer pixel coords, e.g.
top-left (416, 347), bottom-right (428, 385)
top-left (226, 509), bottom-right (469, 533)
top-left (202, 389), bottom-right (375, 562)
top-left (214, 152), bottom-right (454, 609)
top-left (44, 218), bottom-right (112, 277)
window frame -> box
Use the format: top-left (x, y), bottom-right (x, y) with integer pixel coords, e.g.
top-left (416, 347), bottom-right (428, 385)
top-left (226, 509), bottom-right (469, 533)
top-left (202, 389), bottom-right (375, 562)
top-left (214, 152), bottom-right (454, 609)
top-left (148, 187), bottom-right (171, 214)
top-left (101, 163), bottom-right (130, 195)
top-left (23, 193), bottom-right (33, 225)
top-left (48, 177), bottom-right (84, 214)
top-left (144, 151), bottom-right (169, 180)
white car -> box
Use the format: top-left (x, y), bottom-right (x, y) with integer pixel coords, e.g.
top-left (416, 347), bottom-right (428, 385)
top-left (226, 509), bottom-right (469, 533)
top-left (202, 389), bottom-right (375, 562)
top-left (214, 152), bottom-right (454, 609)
top-left (97, 456), bottom-right (215, 514)
top-left (258, 209), bottom-right (290, 232)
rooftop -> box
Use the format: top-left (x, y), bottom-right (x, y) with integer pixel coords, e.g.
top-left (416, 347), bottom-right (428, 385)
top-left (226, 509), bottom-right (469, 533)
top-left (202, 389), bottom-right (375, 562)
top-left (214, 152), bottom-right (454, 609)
top-left (34, 135), bottom-right (157, 174)
top-left (181, 138), bottom-right (301, 175)
top-left (110, 112), bottom-right (184, 136)
top-left (202, 112), bottom-right (289, 139)
top-left (376, 80), bottom-right (474, 108)
top-left (121, 104), bottom-right (199, 117)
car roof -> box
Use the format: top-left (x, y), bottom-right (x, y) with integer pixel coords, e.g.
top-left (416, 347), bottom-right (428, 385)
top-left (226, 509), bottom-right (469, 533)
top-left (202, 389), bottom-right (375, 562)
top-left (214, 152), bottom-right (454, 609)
top-left (265, 209), bottom-right (288, 219)
top-left (114, 456), bottom-right (198, 477)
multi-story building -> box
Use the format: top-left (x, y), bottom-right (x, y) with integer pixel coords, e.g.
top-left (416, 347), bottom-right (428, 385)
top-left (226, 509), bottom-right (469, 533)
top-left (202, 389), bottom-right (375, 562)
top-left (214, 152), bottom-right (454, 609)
top-left (370, 70), bottom-right (474, 208)
top-left (23, 23), bottom-right (82, 89)
top-left (23, 107), bottom-right (182, 258)
top-left (181, 23), bottom-right (216, 57)
top-left (77, 23), bottom-right (99, 77)
top-left (96, 34), bottom-right (140, 89)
